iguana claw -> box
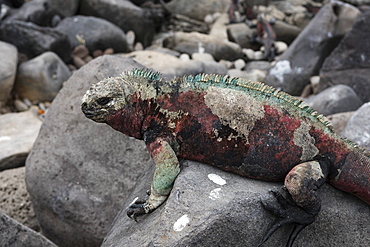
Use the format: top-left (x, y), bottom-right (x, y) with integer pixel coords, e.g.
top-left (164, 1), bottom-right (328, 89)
top-left (259, 190), bottom-right (317, 247)
top-left (127, 197), bottom-right (148, 222)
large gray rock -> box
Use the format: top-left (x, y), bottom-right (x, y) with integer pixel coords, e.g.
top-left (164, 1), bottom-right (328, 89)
top-left (55, 15), bottom-right (130, 52)
top-left (103, 160), bottom-right (370, 246)
top-left (341, 102), bottom-right (370, 150)
top-left (165, 0), bottom-right (229, 21)
top-left (14, 51), bottom-right (71, 102)
top-left (0, 212), bottom-right (57, 247)
top-left (0, 41), bottom-right (17, 106)
top-left (319, 9), bottom-right (370, 102)
top-left (121, 50), bottom-right (227, 81)
top-left (0, 107), bottom-right (42, 171)
top-left (79, 0), bottom-right (156, 47)
top-left (264, 1), bottom-right (361, 95)
top-left (0, 167), bottom-right (39, 231)
top-left (164, 31), bottom-right (243, 61)
top-left (0, 20), bottom-right (71, 62)
top-left (26, 56), bottom-right (151, 247)
top-left (304, 84), bottom-right (363, 116)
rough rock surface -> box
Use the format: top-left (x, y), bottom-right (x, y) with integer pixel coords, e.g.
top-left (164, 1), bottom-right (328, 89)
top-left (0, 212), bottom-right (57, 247)
top-left (164, 31), bottom-right (243, 61)
top-left (102, 160), bottom-right (370, 247)
top-left (327, 111), bottom-right (354, 134)
top-left (0, 107), bottom-right (42, 171)
top-left (304, 84), bottom-right (363, 116)
top-left (0, 20), bottom-right (71, 62)
top-left (79, 0), bottom-right (156, 47)
top-left (14, 51), bottom-right (71, 102)
top-left (319, 9), bottom-right (370, 102)
top-left (55, 15), bottom-right (129, 53)
top-left (121, 50), bottom-right (227, 81)
top-left (0, 167), bottom-right (39, 231)
top-left (0, 41), bottom-right (17, 106)
top-left (264, 1), bottom-right (361, 95)
top-left (165, 0), bottom-right (229, 21)
top-left (341, 102), bottom-right (370, 150)
top-left (26, 56), bottom-right (151, 247)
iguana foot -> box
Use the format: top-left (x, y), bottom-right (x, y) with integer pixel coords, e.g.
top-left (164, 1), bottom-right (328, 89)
top-left (127, 196), bottom-right (150, 222)
top-left (258, 190), bottom-right (317, 247)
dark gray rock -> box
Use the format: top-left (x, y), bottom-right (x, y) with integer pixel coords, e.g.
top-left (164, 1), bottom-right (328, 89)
top-left (272, 20), bottom-right (302, 45)
top-left (0, 107), bottom-right (42, 171)
top-left (26, 56), bottom-right (151, 247)
top-left (264, 1), bottom-right (361, 95)
top-left (341, 102), bottom-right (370, 150)
top-left (0, 20), bottom-right (71, 62)
top-left (164, 31), bottom-right (243, 61)
top-left (102, 160), bottom-right (370, 247)
top-left (4, 0), bottom-right (62, 27)
top-left (319, 10), bottom-right (370, 102)
top-left (79, 0), bottom-right (156, 47)
top-left (226, 23), bottom-right (255, 49)
top-left (165, 0), bottom-right (229, 21)
top-left (0, 212), bottom-right (57, 247)
top-left (304, 84), bottom-right (363, 116)
top-left (15, 51), bottom-right (71, 102)
top-left (55, 15), bottom-right (129, 53)
top-left (0, 41), bottom-right (17, 106)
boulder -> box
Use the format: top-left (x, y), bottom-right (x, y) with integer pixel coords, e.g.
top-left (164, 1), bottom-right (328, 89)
top-left (319, 9), bottom-right (370, 102)
top-left (79, 0), bottom-right (156, 47)
top-left (5, 0), bottom-right (79, 26)
top-left (0, 41), bottom-right (17, 106)
top-left (14, 51), bottom-right (71, 102)
top-left (102, 160), bottom-right (370, 246)
top-left (0, 167), bottom-right (39, 231)
top-left (264, 1), bottom-right (361, 95)
top-left (0, 212), bottom-right (57, 247)
top-left (163, 31), bottom-right (243, 61)
top-left (0, 20), bottom-right (71, 62)
top-left (226, 23), bottom-right (256, 49)
top-left (25, 55), bottom-right (151, 247)
top-left (165, 0), bottom-right (229, 21)
top-left (0, 107), bottom-right (42, 171)
top-left (55, 15), bottom-right (129, 53)
top-left (327, 111), bottom-right (354, 134)
top-left (304, 84), bottom-right (363, 116)
top-left (271, 20), bottom-right (302, 45)
top-left (121, 50), bottom-right (225, 80)
top-left (341, 102), bottom-right (370, 150)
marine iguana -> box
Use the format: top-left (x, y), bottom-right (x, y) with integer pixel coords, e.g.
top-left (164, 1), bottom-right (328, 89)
top-left (81, 68), bottom-right (370, 246)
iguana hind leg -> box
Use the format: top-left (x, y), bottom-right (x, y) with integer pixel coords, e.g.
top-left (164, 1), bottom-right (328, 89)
top-left (259, 157), bottom-right (329, 247)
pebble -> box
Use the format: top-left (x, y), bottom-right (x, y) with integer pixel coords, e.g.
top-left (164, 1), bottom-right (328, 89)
top-left (14, 99), bottom-right (29, 112)
top-left (274, 41), bottom-right (288, 54)
top-left (179, 53), bottom-right (191, 62)
top-left (234, 59), bottom-right (246, 70)
top-left (243, 48), bottom-right (255, 60)
top-left (254, 51), bottom-right (264, 60)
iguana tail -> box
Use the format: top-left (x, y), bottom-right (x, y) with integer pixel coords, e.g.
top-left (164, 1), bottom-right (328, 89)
top-left (328, 147), bottom-right (370, 205)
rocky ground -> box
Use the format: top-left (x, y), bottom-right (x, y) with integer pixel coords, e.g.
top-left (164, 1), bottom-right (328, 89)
top-left (0, 0), bottom-right (370, 246)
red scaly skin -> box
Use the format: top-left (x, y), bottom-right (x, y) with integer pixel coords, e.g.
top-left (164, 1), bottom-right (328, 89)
top-left (81, 68), bottom-right (370, 246)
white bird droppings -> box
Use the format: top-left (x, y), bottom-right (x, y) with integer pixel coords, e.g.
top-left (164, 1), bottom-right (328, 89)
top-left (209, 188), bottom-right (222, 200)
top-left (0, 136), bottom-right (11, 142)
top-left (173, 214), bottom-right (190, 232)
top-left (208, 173), bottom-right (226, 185)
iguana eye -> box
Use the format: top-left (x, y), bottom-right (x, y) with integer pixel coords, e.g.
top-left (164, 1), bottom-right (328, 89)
top-left (96, 97), bottom-right (111, 106)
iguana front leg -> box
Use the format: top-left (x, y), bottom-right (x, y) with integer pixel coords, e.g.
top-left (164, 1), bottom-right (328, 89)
top-left (127, 137), bottom-right (180, 220)
top-left (259, 156), bottom-right (330, 247)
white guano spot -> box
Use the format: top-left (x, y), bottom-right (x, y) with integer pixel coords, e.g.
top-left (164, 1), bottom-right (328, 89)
top-left (0, 136), bottom-right (11, 142)
top-left (208, 174), bottom-right (227, 185)
top-left (209, 188), bottom-right (222, 200)
top-left (173, 214), bottom-right (190, 232)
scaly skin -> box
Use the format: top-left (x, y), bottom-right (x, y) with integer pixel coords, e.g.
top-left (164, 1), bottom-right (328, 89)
top-left (81, 68), bottom-right (370, 246)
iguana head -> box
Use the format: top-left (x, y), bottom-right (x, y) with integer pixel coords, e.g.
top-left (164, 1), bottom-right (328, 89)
top-left (81, 76), bottom-right (127, 123)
